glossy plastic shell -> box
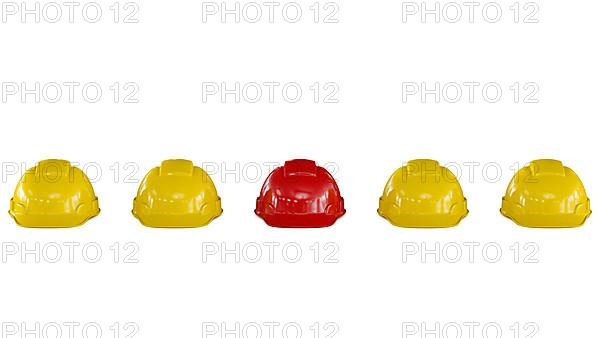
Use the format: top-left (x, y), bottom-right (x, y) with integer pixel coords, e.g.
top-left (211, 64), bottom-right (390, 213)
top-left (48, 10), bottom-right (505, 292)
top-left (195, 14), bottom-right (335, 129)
top-left (378, 159), bottom-right (468, 228)
top-left (255, 159), bottom-right (345, 228)
top-left (9, 159), bottom-right (100, 228)
top-left (133, 159), bottom-right (222, 227)
top-left (501, 159), bottom-right (591, 227)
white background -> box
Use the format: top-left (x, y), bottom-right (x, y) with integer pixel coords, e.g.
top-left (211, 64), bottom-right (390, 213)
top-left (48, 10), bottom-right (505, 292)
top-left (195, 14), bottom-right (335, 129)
top-left (0, 0), bottom-right (599, 337)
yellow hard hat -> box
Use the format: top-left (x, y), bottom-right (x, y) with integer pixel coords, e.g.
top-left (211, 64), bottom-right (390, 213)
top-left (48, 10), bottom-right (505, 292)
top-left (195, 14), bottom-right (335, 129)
top-left (378, 159), bottom-right (468, 228)
top-left (132, 159), bottom-right (222, 227)
top-left (501, 159), bottom-right (591, 227)
top-left (9, 159), bottom-right (100, 228)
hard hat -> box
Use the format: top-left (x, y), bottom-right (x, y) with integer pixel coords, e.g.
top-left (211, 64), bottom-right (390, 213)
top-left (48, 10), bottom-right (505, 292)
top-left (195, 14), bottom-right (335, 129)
top-left (255, 159), bottom-right (345, 228)
top-left (132, 159), bottom-right (222, 227)
top-left (501, 159), bottom-right (591, 227)
top-left (9, 159), bottom-right (100, 228)
top-left (378, 159), bottom-right (468, 227)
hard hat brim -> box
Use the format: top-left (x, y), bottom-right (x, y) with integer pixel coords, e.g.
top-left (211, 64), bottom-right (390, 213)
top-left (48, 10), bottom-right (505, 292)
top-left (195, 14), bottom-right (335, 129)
top-left (255, 210), bottom-right (345, 228)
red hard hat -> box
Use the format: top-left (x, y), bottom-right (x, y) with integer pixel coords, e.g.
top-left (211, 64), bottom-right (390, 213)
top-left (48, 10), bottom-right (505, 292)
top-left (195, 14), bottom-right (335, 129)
top-left (255, 159), bottom-right (345, 228)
